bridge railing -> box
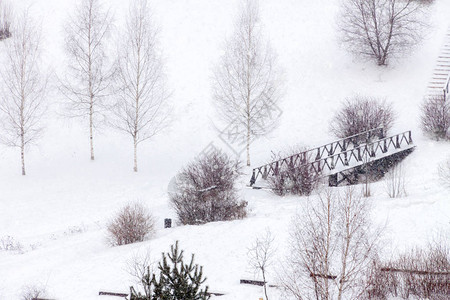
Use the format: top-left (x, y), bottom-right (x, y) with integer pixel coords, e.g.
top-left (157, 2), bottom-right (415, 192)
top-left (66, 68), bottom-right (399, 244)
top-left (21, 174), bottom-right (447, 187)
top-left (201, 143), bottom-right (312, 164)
top-left (250, 127), bottom-right (384, 185)
top-left (444, 73), bottom-right (450, 101)
top-left (250, 130), bottom-right (412, 185)
top-left (309, 131), bottom-right (413, 175)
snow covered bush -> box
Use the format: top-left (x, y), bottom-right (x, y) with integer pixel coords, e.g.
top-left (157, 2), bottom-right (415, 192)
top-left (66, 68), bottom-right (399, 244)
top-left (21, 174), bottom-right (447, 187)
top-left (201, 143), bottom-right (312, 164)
top-left (20, 284), bottom-right (48, 300)
top-left (107, 203), bottom-right (155, 246)
top-left (0, 0), bottom-right (11, 41)
top-left (129, 241), bottom-right (210, 300)
top-left (330, 96), bottom-right (395, 141)
top-left (169, 149), bottom-right (246, 225)
top-left (0, 235), bottom-right (23, 253)
top-left (267, 148), bottom-right (319, 196)
top-left (421, 95), bottom-right (450, 140)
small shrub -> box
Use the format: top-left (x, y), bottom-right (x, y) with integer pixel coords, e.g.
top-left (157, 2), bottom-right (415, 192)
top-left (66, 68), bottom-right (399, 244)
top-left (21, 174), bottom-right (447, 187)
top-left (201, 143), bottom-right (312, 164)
top-left (366, 258), bottom-right (389, 300)
top-left (0, 235), bottom-right (23, 253)
top-left (107, 203), bottom-right (155, 246)
top-left (330, 96), bottom-right (395, 142)
top-left (20, 284), bottom-right (47, 300)
top-left (381, 241), bottom-right (450, 299)
top-left (170, 149), bottom-right (246, 225)
top-left (0, 0), bottom-right (11, 41)
top-left (267, 148), bottom-right (319, 196)
top-left (421, 95), bottom-right (450, 140)
top-left (438, 157), bottom-right (450, 187)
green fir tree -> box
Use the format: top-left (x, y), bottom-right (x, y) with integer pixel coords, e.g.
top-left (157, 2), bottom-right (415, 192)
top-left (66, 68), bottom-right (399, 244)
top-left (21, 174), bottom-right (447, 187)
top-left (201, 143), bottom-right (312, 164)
top-left (129, 241), bottom-right (210, 300)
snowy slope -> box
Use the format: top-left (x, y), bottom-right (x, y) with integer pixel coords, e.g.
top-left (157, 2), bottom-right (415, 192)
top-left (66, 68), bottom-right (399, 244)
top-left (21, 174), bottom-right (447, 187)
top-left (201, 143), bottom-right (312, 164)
top-left (0, 0), bottom-right (449, 299)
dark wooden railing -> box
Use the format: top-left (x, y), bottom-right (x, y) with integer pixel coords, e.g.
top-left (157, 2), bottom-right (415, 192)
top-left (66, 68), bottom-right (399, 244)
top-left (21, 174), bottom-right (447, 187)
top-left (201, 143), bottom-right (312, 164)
top-left (308, 131), bottom-right (413, 175)
top-left (250, 129), bottom-right (413, 186)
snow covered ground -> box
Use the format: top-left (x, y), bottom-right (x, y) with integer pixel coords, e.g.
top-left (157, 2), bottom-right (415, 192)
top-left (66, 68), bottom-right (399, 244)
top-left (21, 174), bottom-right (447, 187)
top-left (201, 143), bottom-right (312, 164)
top-left (0, 0), bottom-right (449, 299)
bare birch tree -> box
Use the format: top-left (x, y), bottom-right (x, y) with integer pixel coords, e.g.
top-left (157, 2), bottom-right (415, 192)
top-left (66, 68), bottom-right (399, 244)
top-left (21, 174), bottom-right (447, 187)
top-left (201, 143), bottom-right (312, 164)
top-left (335, 188), bottom-right (379, 300)
top-left (111, 0), bottom-right (169, 172)
top-left (338, 0), bottom-right (428, 65)
top-left (61, 0), bottom-right (113, 160)
top-left (283, 189), bottom-right (337, 300)
top-left (0, 11), bottom-right (47, 175)
top-left (282, 188), bottom-right (380, 300)
top-left (213, 0), bottom-right (282, 166)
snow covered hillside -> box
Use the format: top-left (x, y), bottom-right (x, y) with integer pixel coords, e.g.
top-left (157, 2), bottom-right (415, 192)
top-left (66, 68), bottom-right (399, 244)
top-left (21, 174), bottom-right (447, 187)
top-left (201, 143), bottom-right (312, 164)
top-left (0, 0), bottom-right (449, 299)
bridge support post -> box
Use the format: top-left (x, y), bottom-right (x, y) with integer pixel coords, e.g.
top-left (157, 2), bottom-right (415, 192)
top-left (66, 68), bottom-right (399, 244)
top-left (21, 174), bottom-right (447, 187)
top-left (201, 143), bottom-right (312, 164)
top-left (262, 166), bottom-right (268, 180)
top-left (250, 171), bottom-right (256, 186)
top-left (329, 174), bottom-right (338, 187)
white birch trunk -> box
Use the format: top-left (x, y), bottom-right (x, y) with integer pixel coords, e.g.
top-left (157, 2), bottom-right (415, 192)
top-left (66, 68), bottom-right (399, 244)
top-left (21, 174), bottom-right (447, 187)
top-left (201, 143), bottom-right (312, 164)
top-left (133, 136), bottom-right (138, 172)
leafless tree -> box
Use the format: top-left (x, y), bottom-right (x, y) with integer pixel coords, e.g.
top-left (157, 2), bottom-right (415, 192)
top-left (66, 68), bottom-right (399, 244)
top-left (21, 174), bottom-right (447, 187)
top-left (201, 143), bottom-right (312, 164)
top-left (248, 228), bottom-right (276, 300)
top-left (213, 0), bottom-right (283, 166)
top-left (281, 188), bottom-right (380, 300)
top-left (126, 248), bottom-right (156, 298)
top-left (111, 0), bottom-right (170, 172)
top-left (421, 95), bottom-right (450, 141)
top-left (0, 11), bottom-right (47, 175)
top-left (338, 0), bottom-right (428, 66)
top-left (61, 0), bottom-right (113, 160)
top-left (384, 162), bottom-right (407, 198)
top-left (0, 0), bottom-right (11, 40)
top-left (283, 189), bottom-right (337, 300)
top-left (335, 188), bottom-right (379, 300)
top-left (438, 157), bottom-right (450, 187)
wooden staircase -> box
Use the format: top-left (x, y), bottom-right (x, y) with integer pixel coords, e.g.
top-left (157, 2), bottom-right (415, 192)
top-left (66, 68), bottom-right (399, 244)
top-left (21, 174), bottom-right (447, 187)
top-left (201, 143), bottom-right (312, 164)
top-left (427, 26), bottom-right (450, 101)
